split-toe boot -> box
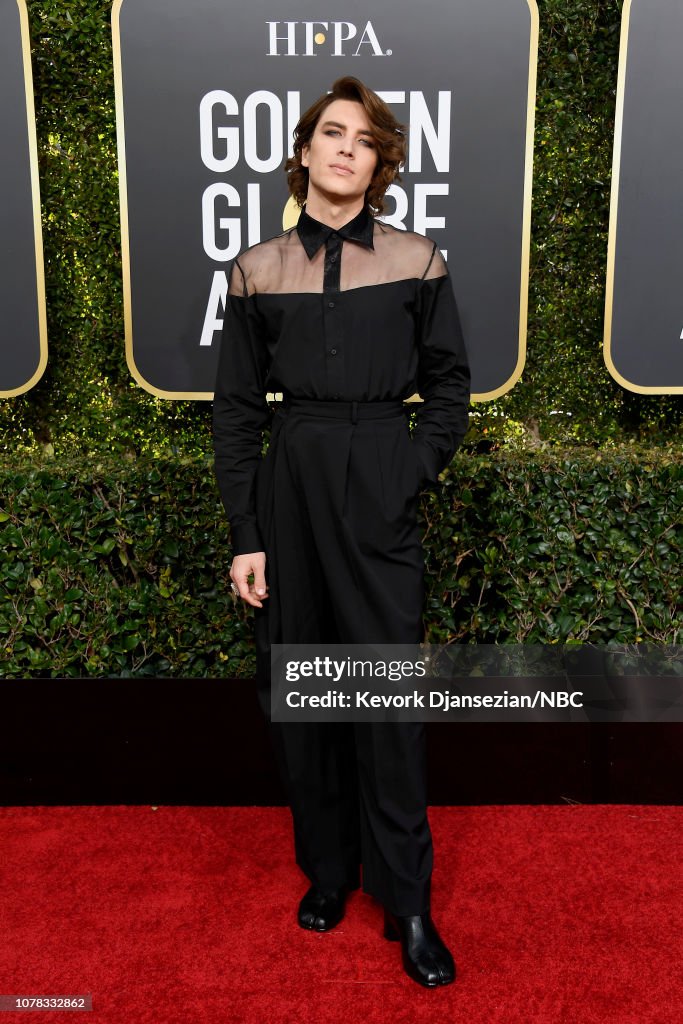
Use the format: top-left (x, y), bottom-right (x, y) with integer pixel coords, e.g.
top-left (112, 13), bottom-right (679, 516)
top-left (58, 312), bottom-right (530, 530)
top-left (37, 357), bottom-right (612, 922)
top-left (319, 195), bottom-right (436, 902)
top-left (384, 909), bottom-right (456, 987)
top-left (297, 885), bottom-right (351, 932)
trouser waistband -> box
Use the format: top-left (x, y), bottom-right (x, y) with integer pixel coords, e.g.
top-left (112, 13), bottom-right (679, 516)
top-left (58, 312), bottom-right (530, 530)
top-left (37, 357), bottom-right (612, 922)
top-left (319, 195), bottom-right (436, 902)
top-left (280, 397), bottom-right (406, 423)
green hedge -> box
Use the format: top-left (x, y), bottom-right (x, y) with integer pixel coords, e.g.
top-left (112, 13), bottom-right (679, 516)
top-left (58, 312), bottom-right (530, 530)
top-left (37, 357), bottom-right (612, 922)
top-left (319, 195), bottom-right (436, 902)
top-left (1, 449), bottom-right (680, 678)
top-left (1, 2), bottom-right (681, 679)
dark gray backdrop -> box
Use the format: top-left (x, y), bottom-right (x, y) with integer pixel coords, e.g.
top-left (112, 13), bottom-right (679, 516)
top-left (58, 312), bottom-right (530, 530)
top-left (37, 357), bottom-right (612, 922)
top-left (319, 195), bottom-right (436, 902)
top-left (114, 0), bottom-right (536, 399)
top-left (606, 0), bottom-right (683, 393)
top-left (0, 0), bottom-right (46, 398)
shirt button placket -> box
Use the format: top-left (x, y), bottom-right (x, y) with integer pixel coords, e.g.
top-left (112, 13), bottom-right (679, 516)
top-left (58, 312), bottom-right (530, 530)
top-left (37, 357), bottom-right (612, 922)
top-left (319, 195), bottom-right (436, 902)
top-left (323, 233), bottom-right (344, 399)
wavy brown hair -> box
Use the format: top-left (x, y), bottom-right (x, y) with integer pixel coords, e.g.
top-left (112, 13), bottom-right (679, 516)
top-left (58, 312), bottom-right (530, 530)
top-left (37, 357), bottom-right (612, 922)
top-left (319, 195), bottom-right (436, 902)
top-left (285, 76), bottom-right (408, 216)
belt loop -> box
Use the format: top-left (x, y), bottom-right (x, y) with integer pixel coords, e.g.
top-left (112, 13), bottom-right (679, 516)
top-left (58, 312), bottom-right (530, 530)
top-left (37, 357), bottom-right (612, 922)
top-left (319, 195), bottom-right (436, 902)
top-left (351, 400), bottom-right (358, 424)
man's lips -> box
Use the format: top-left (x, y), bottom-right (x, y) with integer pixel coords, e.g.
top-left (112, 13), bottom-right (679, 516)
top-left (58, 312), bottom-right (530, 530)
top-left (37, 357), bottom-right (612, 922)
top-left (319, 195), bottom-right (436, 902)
top-left (330, 164), bottom-right (353, 175)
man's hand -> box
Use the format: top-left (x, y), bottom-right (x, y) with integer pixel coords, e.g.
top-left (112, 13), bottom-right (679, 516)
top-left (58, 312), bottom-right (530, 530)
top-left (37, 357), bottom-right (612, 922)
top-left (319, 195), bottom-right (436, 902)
top-left (231, 552), bottom-right (269, 608)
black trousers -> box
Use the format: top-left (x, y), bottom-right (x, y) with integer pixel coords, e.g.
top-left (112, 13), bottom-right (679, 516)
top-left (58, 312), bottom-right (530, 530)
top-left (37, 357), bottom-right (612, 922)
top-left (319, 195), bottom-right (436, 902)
top-left (253, 399), bottom-right (432, 916)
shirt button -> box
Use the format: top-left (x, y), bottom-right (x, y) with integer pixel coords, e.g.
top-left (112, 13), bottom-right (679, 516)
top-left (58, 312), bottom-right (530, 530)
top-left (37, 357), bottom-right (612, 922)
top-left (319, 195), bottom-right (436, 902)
top-left (329, 255), bottom-right (337, 263)
top-left (328, 301), bottom-right (335, 308)
top-left (330, 348), bottom-right (337, 355)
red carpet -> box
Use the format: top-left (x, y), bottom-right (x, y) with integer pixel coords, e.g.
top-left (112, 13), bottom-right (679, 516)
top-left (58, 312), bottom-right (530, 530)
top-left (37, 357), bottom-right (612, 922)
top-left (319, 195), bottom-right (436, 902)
top-left (0, 805), bottom-right (680, 1023)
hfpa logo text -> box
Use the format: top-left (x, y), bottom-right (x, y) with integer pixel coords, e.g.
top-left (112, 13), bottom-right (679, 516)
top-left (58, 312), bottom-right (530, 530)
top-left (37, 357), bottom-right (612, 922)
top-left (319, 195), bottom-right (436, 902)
top-left (266, 21), bottom-right (392, 57)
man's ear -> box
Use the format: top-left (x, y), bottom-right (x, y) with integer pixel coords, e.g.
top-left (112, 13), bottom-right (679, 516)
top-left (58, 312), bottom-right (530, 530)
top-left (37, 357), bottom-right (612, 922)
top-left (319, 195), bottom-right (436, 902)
top-left (301, 143), bottom-right (309, 168)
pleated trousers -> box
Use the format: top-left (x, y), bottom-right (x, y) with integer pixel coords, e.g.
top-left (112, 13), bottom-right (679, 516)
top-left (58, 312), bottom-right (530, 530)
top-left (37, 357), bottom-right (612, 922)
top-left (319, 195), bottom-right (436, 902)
top-left (253, 398), bottom-right (432, 916)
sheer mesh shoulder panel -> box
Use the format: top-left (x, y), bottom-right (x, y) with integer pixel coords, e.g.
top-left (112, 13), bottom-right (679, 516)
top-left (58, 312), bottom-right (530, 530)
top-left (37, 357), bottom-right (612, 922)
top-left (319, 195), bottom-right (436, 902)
top-left (229, 221), bottom-right (448, 295)
top-left (227, 233), bottom-right (297, 297)
top-left (227, 258), bottom-right (248, 297)
top-left (420, 241), bottom-right (448, 281)
top-left (347, 223), bottom-right (442, 291)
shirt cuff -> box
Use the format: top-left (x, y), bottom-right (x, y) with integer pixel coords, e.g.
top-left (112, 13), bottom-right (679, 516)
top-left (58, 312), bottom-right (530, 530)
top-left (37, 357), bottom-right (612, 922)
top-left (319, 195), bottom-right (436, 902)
top-left (230, 522), bottom-right (265, 557)
top-left (412, 441), bottom-right (439, 489)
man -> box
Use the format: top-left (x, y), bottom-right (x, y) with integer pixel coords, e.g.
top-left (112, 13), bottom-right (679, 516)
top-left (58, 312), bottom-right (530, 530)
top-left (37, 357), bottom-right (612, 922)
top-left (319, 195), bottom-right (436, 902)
top-left (213, 76), bottom-right (470, 987)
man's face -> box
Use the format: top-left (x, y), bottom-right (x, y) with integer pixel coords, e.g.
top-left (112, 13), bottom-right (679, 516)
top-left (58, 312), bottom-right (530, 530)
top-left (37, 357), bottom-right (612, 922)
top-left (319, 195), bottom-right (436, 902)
top-left (301, 98), bottom-right (379, 205)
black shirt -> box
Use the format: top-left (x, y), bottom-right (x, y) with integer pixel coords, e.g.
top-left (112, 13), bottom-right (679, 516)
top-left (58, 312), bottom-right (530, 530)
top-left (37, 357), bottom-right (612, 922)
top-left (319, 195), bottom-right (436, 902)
top-left (213, 202), bottom-right (470, 555)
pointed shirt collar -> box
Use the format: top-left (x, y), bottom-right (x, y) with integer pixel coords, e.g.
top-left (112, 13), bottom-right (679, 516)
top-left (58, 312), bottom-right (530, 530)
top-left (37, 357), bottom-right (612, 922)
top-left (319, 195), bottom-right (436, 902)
top-left (296, 203), bottom-right (375, 260)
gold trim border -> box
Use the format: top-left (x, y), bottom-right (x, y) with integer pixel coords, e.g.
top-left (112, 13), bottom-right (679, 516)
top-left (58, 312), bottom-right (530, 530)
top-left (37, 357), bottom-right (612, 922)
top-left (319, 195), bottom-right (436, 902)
top-left (472, 0), bottom-right (538, 402)
top-left (0, 0), bottom-right (48, 399)
top-left (603, 0), bottom-right (683, 394)
top-left (112, 0), bottom-right (539, 403)
top-left (112, 0), bottom-right (209, 399)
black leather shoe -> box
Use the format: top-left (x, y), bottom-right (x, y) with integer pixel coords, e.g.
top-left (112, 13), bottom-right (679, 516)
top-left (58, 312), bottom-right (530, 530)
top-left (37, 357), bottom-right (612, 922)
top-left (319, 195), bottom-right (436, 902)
top-left (383, 909), bottom-right (456, 987)
top-left (297, 885), bottom-right (350, 931)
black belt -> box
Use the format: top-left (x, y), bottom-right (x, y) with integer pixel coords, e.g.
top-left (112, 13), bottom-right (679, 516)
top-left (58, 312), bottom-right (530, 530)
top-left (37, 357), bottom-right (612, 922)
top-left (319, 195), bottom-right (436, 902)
top-left (280, 397), bottom-right (406, 424)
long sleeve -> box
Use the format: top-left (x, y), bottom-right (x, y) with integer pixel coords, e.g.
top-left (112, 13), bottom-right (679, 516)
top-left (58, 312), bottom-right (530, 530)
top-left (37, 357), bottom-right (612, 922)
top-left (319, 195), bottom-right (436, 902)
top-left (411, 245), bottom-right (471, 487)
top-left (212, 258), bottom-right (271, 555)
